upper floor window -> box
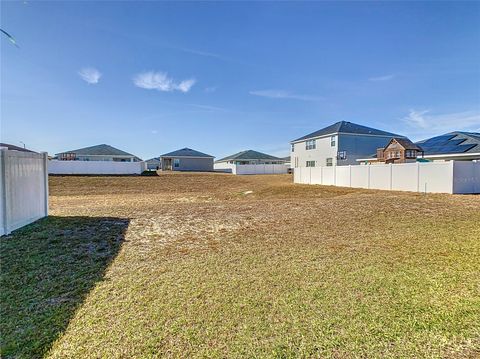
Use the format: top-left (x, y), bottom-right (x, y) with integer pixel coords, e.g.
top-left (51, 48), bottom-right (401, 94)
top-left (330, 136), bottom-right (336, 147)
top-left (291, 143), bottom-right (295, 152)
top-left (306, 139), bottom-right (316, 150)
top-left (337, 151), bottom-right (347, 160)
top-left (306, 160), bottom-right (315, 167)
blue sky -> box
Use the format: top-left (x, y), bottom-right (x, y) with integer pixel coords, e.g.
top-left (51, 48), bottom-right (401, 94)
top-left (1, 1), bottom-right (479, 159)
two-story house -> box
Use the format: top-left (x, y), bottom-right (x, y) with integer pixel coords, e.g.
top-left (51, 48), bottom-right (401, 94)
top-left (290, 121), bottom-right (403, 167)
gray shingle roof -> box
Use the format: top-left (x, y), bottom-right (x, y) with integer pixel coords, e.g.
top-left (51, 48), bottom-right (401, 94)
top-left (160, 148), bottom-right (214, 158)
top-left (56, 144), bottom-right (136, 157)
top-left (217, 150), bottom-right (284, 162)
top-left (0, 143), bottom-right (36, 153)
top-left (292, 121), bottom-right (403, 142)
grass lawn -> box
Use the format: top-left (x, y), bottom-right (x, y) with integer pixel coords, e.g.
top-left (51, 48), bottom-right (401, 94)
top-left (1, 173), bottom-right (479, 358)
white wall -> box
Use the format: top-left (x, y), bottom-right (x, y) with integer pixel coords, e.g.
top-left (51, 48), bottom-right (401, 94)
top-left (214, 163), bottom-right (289, 175)
top-left (293, 161), bottom-right (480, 194)
top-left (48, 160), bottom-right (147, 175)
top-left (291, 136), bottom-right (338, 169)
top-left (0, 149), bottom-right (49, 236)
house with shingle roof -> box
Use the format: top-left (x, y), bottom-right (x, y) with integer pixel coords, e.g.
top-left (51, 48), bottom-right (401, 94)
top-left (55, 144), bottom-right (141, 162)
top-left (357, 131), bottom-right (480, 164)
top-left (160, 148), bottom-right (214, 171)
top-left (290, 121), bottom-right (403, 168)
top-left (415, 131), bottom-right (480, 161)
top-left (214, 150), bottom-right (288, 174)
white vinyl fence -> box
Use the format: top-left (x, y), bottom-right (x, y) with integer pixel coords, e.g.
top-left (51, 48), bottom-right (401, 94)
top-left (294, 161), bottom-right (480, 194)
top-left (0, 149), bottom-right (49, 236)
top-left (48, 160), bottom-right (147, 175)
top-left (214, 163), bottom-right (289, 175)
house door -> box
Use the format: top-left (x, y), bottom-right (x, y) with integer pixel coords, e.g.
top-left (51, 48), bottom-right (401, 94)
top-left (163, 158), bottom-right (172, 171)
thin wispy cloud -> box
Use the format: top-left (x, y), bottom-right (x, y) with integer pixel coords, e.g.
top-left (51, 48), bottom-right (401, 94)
top-left (249, 89), bottom-right (322, 102)
top-left (204, 86), bottom-right (217, 93)
top-left (78, 67), bottom-right (102, 84)
top-left (133, 71), bottom-right (196, 93)
top-left (178, 47), bottom-right (222, 59)
top-left (401, 109), bottom-right (480, 139)
top-left (369, 74), bottom-right (395, 82)
top-left (187, 104), bottom-right (228, 112)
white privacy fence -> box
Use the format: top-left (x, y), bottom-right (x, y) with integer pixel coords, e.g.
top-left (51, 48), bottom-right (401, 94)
top-left (294, 161), bottom-right (480, 194)
top-left (0, 149), bottom-right (49, 236)
top-left (48, 160), bottom-right (147, 175)
top-left (214, 163), bottom-right (289, 175)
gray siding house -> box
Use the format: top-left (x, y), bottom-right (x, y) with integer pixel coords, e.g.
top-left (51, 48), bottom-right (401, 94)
top-left (291, 121), bottom-right (403, 167)
top-left (55, 144), bottom-right (141, 162)
top-left (160, 148), bottom-right (214, 171)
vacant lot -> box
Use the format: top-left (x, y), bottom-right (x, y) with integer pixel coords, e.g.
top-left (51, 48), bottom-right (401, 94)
top-left (1, 173), bottom-right (479, 358)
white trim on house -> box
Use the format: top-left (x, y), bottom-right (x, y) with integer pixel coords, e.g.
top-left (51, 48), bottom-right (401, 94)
top-left (357, 152), bottom-right (480, 163)
top-left (290, 131), bottom-right (405, 144)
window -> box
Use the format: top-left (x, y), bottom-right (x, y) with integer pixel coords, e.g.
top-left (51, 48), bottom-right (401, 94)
top-left (326, 158), bottom-right (333, 167)
top-left (306, 139), bottom-right (316, 150)
top-left (174, 158), bottom-right (180, 168)
top-left (291, 143), bottom-right (295, 152)
top-left (294, 157), bottom-right (299, 168)
top-left (337, 151), bottom-right (347, 160)
top-left (330, 136), bottom-right (336, 147)
top-left (306, 160), bottom-right (315, 167)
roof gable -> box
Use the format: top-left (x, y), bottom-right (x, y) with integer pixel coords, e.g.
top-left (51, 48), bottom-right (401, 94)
top-left (385, 138), bottom-right (422, 151)
top-left (57, 144), bottom-right (136, 157)
top-left (0, 143), bottom-right (36, 153)
top-left (160, 148), bottom-right (214, 158)
top-left (292, 121), bottom-right (403, 142)
top-left (217, 150), bottom-right (284, 162)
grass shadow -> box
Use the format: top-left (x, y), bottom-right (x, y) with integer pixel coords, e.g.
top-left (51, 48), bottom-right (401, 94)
top-left (0, 216), bottom-right (129, 358)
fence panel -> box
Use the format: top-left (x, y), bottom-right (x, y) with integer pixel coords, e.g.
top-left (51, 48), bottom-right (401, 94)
top-left (322, 167), bottom-right (335, 185)
top-left (369, 165), bottom-right (391, 190)
top-left (336, 166), bottom-right (351, 187)
top-left (292, 161), bottom-right (478, 194)
top-left (1, 149), bottom-right (48, 235)
top-left (452, 161), bottom-right (480, 194)
top-left (351, 166), bottom-right (369, 188)
top-left (392, 163), bottom-right (419, 192)
top-left (48, 160), bottom-right (147, 175)
top-left (233, 164), bottom-right (289, 175)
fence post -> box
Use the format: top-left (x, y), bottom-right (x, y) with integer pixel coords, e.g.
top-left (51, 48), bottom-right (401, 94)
top-left (0, 149), bottom-right (9, 235)
top-left (320, 165), bottom-right (323, 185)
top-left (367, 165), bottom-right (371, 189)
top-left (42, 152), bottom-right (49, 217)
top-left (389, 164), bottom-right (393, 190)
top-left (416, 162), bottom-right (420, 193)
top-left (349, 165), bottom-right (352, 187)
top-left (333, 165), bottom-right (337, 186)
top-left (309, 167), bottom-right (312, 184)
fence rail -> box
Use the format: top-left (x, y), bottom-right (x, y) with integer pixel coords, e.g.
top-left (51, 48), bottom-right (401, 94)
top-left (294, 161), bottom-right (480, 194)
top-left (214, 163), bottom-right (289, 175)
top-left (1, 149), bottom-right (49, 235)
top-left (48, 160), bottom-right (147, 175)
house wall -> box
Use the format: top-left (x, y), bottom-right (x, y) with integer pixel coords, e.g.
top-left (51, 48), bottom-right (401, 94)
top-left (291, 135), bottom-right (338, 168)
top-left (291, 134), bottom-right (396, 167)
top-left (1, 149), bottom-right (49, 235)
top-left (172, 157), bottom-right (214, 172)
top-left (293, 161), bottom-right (480, 194)
top-left (336, 134), bottom-right (396, 165)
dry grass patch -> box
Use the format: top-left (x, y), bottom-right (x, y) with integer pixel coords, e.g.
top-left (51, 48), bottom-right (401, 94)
top-left (1, 173), bottom-right (479, 358)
